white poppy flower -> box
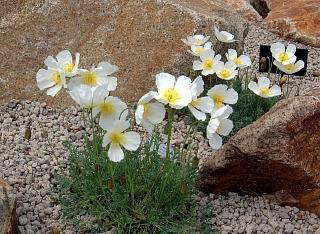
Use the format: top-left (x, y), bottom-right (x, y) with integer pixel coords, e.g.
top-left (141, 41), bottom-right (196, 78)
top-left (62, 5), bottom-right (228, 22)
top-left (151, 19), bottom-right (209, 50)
top-left (193, 49), bottom-right (223, 76)
top-left (225, 49), bottom-right (252, 68)
top-left (182, 35), bottom-right (210, 46)
top-left (36, 56), bottom-right (66, 97)
top-left (248, 77), bottom-right (282, 98)
top-left (216, 61), bottom-right (238, 80)
top-left (135, 91), bottom-right (166, 133)
top-left (56, 50), bottom-right (80, 77)
top-left (189, 42), bottom-right (212, 57)
top-left (70, 62), bottom-right (118, 90)
top-left (188, 76), bottom-right (214, 121)
top-left (101, 119), bottom-right (141, 162)
top-left (155, 73), bottom-right (192, 109)
top-left (214, 26), bottom-right (235, 43)
top-left (207, 105), bottom-right (233, 150)
top-left (69, 84), bottom-right (109, 108)
top-left (93, 96), bottom-right (128, 127)
top-left (273, 60), bottom-right (305, 74)
top-left (270, 42), bottom-right (297, 65)
top-left (207, 84), bottom-right (238, 111)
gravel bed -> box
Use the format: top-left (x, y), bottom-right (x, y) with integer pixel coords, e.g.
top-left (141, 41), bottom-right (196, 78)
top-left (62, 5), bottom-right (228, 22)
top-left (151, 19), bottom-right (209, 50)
top-left (1, 100), bottom-right (320, 233)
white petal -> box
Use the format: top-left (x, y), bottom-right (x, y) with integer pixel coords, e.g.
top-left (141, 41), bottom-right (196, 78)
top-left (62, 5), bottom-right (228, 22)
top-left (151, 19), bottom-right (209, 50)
top-left (193, 60), bottom-right (203, 71)
top-left (108, 143), bottom-right (124, 162)
top-left (207, 118), bottom-right (220, 138)
top-left (135, 105), bottom-right (144, 125)
top-left (92, 85), bottom-right (109, 104)
top-left (248, 81), bottom-right (259, 95)
top-left (100, 118), bottom-right (129, 132)
top-left (138, 91), bottom-right (158, 105)
top-left (207, 84), bottom-right (228, 97)
top-left (191, 76), bottom-right (204, 98)
top-left (224, 88), bottom-right (238, 104)
top-left (141, 119), bottom-right (155, 133)
top-left (194, 96), bottom-right (214, 113)
top-left (44, 56), bottom-right (59, 69)
top-left (217, 119), bottom-right (233, 136)
top-left (271, 42), bottom-right (285, 54)
top-left (98, 61), bottom-right (119, 75)
top-left (238, 55), bottom-right (252, 68)
top-left (269, 85), bottom-right (282, 97)
top-left (257, 77), bottom-right (270, 88)
top-left (175, 76), bottom-right (192, 93)
top-left (36, 69), bottom-right (55, 90)
top-left (200, 49), bottom-right (215, 61)
top-left (225, 61), bottom-right (237, 71)
top-left (122, 132), bottom-right (141, 151)
top-left (208, 133), bottom-right (223, 150)
top-left (220, 31), bottom-right (235, 42)
top-left (226, 49), bottom-right (237, 61)
top-left (147, 102), bottom-right (166, 124)
top-left (282, 55), bottom-right (297, 65)
top-left (56, 50), bottom-right (72, 65)
top-left (102, 133), bottom-right (111, 147)
top-left (219, 105), bottom-right (233, 119)
top-left (295, 60), bottom-right (305, 72)
top-left (156, 73), bottom-right (175, 93)
top-left (286, 44), bottom-right (296, 56)
top-left (188, 104), bottom-right (207, 121)
top-left (46, 85), bottom-right (61, 97)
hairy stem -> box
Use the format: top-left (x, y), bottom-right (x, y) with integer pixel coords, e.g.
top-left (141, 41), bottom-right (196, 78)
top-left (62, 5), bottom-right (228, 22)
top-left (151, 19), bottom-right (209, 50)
top-left (166, 107), bottom-right (174, 160)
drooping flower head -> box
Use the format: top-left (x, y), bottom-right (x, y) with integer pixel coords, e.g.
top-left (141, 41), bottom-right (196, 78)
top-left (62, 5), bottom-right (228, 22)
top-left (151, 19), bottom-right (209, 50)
top-left (189, 42), bottom-right (212, 57)
top-left (193, 49), bottom-right (223, 76)
top-left (248, 77), bottom-right (282, 98)
top-left (188, 76), bottom-right (214, 121)
top-left (101, 119), bottom-right (141, 162)
top-left (207, 105), bottom-right (234, 150)
top-left (182, 35), bottom-right (210, 46)
top-left (225, 49), bottom-right (251, 68)
top-left (207, 84), bottom-right (238, 111)
top-left (273, 60), bottom-right (305, 75)
top-left (214, 26), bottom-right (235, 43)
top-left (36, 56), bottom-right (66, 97)
top-left (135, 91), bottom-right (166, 133)
top-left (56, 50), bottom-right (80, 77)
top-left (270, 42), bottom-right (297, 65)
top-left (215, 61), bottom-right (238, 80)
top-left (155, 73), bottom-right (192, 109)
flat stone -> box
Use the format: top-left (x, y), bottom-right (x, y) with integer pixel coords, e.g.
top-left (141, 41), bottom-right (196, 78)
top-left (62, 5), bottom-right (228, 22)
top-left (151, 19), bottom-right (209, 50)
top-left (199, 88), bottom-right (320, 215)
top-left (264, 0), bottom-right (320, 47)
top-left (0, 179), bottom-right (18, 234)
top-left (0, 0), bottom-right (249, 108)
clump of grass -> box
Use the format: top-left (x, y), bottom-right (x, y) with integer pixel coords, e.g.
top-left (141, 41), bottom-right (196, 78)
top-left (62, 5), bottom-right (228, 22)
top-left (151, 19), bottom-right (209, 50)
top-left (54, 131), bottom-right (198, 233)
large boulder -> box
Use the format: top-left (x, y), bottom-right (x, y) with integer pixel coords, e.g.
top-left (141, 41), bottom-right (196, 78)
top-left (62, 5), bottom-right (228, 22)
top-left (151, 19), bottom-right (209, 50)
top-left (263, 0), bottom-right (320, 47)
top-left (0, 0), bottom-right (251, 108)
top-left (199, 89), bottom-right (320, 215)
top-left (0, 180), bottom-right (17, 234)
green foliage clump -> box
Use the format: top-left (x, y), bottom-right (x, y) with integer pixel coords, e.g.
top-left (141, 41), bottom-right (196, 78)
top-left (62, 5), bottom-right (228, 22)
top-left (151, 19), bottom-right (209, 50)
top-left (54, 132), bottom-right (198, 233)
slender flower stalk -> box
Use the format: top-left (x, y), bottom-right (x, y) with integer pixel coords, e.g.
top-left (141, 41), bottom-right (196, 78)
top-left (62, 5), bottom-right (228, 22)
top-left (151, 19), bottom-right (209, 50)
top-left (166, 107), bottom-right (174, 160)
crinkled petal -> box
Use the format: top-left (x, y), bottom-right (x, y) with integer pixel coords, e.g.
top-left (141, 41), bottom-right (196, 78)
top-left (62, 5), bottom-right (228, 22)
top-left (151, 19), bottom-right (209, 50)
top-left (46, 85), bottom-right (62, 97)
top-left (56, 50), bottom-right (72, 65)
top-left (108, 143), bottom-right (124, 162)
top-left (147, 102), bottom-right (166, 124)
top-left (98, 61), bottom-right (119, 75)
top-left (217, 119), bottom-right (233, 136)
top-left (208, 133), bottom-right (223, 150)
top-left (224, 88), bottom-right (238, 104)
top-left (248, 81), bottom-right (259, 95)
top-left (269, 85), bottom-right (282, 97)
top-left (188, 104), bottom-right (207, 121)
top-left (257, 77), bottom-right (270, 89)
top-left (122, 131), bottom-right (141, 151)
top-left (156, 73), bottom-right (175, 93)
top-left (194, 96), bottom-right (214, 113)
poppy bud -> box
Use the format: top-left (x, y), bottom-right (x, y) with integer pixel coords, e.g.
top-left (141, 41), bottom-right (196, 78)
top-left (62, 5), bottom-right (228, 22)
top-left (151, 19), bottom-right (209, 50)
top-left (280, 76), bottom-right (288, 86)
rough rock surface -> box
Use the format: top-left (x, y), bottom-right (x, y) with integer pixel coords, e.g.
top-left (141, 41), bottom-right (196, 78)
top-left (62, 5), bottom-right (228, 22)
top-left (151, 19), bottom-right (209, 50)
top-left (0, 179), bottom-right (18, 234)
top-left (264, 0), bottom-right (320, 47)
top-left (0, 0), bottom-right (250, 108)
top-left (199, 89), bottom-right (320, 215)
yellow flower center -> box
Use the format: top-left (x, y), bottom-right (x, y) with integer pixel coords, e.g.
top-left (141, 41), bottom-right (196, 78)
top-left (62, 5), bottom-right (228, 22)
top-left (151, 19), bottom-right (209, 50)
top-left (195, 47), bottom-right (204, 56)
top-left (218, 69), bottom-right (231, 79)
top-left (284, 63), bottom-right (295, 72)
top-left (100, 102), bottom-right (115, 116)
top-left (234, 57), bottom-right (242, 65)
top-left (109, 131), bottom-right (125, 145)
top-left (203, 59), bottom-right (214, 70)
top-left (212, 95), bottom-right (224, 108)
top-left (163, 88), bottom-right (180, 104)
top-left (83, 72), bottom-right (98, 86)
top-left (278, 52), bottom-right (289, 62)
top-left (51, 71), bottom-right (61, 85)
top-left (195, 38), bottom-right (202, 46)
top-left (143, 104), bottom-right (151, 118)
top-left (63, 63), bottom-right (74, 73)
top-left (259, 87), bottom-right (270, 96)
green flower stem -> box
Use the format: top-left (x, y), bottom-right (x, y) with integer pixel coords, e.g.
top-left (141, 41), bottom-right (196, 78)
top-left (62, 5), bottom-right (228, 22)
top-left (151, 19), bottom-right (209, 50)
top-left (166, 107), bottom-right (174, 160)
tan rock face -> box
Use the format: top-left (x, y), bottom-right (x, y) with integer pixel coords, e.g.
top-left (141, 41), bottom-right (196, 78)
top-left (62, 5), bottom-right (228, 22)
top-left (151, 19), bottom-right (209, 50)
top-left (0, 0), bottom-right (250, 108)
top-left (199, 89), bottom-right (320, 215)
top-left (0, 180), bottom-right (17, 234)
top-left (264, 0), bottom-right (320, 47)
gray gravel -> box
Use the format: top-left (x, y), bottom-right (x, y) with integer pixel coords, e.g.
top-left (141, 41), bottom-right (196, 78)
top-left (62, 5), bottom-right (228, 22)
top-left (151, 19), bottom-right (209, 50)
top-left (1, 100), bottom-right (320, 233)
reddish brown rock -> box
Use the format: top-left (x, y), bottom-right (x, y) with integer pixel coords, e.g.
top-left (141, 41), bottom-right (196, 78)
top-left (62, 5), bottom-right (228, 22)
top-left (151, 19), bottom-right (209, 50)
top-left (199, 89), bottom-right (320, 215)
top-left (0, 180), bottom-right (18, 234)
top-left (0, 0), bottom-right (250, 108)
top-left (263, 0), bottom-right (320, 47)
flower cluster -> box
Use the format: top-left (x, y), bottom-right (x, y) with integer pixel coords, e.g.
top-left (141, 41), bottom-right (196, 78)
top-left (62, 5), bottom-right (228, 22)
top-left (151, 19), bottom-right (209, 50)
top-left (36, 50), bottom-right (140, 162)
